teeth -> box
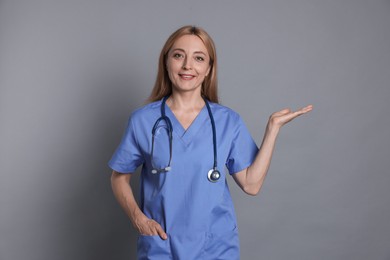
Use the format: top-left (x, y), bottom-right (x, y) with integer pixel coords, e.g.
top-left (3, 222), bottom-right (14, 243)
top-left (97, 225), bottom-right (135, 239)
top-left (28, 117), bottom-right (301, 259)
top-left (181, 75), bottom-right (194, 79)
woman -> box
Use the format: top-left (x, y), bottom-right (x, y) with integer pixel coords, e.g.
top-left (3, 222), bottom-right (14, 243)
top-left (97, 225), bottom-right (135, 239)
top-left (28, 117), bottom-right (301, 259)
top-left (109, 25), bottom-right (313, 259)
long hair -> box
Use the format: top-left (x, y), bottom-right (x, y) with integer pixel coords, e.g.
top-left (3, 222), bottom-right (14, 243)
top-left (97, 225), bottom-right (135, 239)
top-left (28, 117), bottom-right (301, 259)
top-left (147, 25), bottom-right (219, 103)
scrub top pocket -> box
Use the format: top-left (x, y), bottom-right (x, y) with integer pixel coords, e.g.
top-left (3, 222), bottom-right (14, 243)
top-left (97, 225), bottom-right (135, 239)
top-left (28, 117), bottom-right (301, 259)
top-left (137, 235), bottom-right (171, 260)
top-left (203, 227), bottom-right (240, 260)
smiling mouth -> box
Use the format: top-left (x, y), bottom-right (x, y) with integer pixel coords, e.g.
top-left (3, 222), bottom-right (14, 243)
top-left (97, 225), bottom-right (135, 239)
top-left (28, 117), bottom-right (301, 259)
top-left (179, 74), bottom-right (195, 80)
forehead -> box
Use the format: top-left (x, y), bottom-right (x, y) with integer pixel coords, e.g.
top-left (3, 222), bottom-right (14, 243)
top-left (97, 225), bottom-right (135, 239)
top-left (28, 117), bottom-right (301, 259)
top-left (170, 34), bottom-right (209, 54)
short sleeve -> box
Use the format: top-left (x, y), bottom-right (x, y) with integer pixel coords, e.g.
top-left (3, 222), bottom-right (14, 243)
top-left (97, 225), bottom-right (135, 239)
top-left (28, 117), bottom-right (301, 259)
top-left (108, 116), bottom-right (144, 173)
top-left (226, 114), bottom-right (259, 174)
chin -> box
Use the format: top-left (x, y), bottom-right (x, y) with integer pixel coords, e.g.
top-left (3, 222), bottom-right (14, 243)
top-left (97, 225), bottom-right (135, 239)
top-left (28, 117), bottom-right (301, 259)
top-left (174, 86), bottom-right (202, 93)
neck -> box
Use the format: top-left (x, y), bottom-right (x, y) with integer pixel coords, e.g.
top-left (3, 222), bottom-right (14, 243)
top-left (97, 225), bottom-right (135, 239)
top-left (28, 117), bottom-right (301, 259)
top-left (167, 91), bottom-right (205, 111)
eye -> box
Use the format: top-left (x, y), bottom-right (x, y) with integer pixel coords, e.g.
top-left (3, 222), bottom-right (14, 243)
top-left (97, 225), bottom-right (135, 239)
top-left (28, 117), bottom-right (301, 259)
top-left (173, 53), bottom-right (183, 59)
top-left (195, 56), bottom-right (205, 62)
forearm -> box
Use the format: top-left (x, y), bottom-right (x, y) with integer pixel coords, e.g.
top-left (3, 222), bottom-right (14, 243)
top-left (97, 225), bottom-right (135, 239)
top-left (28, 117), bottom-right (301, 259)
top-left (111, 171), bottom-right (168, 238)
top-left (245, 123), bottom-right (280, 195)
top-left (111, 172), bottom-right (143, 225)
top-left (237, 104), bottom-right (313, 195)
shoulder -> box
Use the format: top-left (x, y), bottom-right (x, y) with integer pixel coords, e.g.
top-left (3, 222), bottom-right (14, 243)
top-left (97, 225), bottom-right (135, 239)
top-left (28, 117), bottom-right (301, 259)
top-left (208, 102), bottom-right (247, 130)
top-left (129, 100), bottom-right (161, 120)
top-left (209, 102), bottom-right (241, 120)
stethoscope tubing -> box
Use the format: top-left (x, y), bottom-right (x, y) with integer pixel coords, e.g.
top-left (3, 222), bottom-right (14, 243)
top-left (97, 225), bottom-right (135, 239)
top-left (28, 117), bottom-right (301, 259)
top-left (203, 96), bottom-right (218, 171)
top-left (151, 95), bottom-right (220, 182)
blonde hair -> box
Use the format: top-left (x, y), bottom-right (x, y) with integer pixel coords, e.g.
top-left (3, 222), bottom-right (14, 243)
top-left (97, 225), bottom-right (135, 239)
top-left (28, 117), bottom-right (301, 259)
top-left (148, 25), bottom-right (219, 103)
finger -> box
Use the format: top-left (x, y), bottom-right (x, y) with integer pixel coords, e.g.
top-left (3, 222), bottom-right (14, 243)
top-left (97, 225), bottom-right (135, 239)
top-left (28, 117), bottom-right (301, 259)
top-left (280, 112), bottom-right (299, 123)
top-left (155, 223), bottom-right (168, 240)
top-left (279, 108), bottom-right (308, 122)
top-left (139, 225), bottom-right (155, 236)
top-left (288, 110), bottom-right (307, 119)
top-left (301, 104), bottom-right (313, 110)
top-left (139, 219), bottom-right (159, 236)
top-left (273, 108), bottom-right (291, 116)
top-left (295, 105), bottom-right (313, 115)
top-left (301, 104), bottom-right (313, 111)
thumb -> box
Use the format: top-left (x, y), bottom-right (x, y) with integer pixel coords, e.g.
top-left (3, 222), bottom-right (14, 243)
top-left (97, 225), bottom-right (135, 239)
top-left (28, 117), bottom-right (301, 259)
top-left (156, 224), bottom-right (168, 240)
top-left (274, 108), bottom-right (291, 116)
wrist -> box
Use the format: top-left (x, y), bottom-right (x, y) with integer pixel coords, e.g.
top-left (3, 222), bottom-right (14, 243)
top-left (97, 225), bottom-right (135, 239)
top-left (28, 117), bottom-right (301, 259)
top-left (130, 207), bottom-right (144, 223)
top-left (266, 122), bottom-right (280, 135)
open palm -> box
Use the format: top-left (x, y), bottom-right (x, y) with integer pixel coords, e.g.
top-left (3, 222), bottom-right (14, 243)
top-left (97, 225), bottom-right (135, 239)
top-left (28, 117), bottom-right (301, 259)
top-left (269, 104), bottom-right (313, 129)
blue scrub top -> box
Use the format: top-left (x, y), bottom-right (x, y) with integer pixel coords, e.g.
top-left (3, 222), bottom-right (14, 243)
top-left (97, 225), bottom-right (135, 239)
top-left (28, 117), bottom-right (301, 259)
top-left (109, 98), bottom-right (259, 260)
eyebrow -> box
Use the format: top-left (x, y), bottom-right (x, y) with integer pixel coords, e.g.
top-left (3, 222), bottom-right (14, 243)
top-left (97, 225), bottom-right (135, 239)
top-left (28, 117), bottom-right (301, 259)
top-left (171, 48), bottom-right (207, 56)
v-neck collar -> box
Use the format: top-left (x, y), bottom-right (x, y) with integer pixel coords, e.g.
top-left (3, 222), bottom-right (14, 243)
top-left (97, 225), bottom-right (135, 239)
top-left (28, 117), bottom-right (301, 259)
top-left (164, 101), bottom-right (208, 146)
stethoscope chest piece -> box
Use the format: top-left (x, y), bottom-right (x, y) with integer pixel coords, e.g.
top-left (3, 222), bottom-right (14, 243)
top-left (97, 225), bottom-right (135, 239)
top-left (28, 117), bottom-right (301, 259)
top-left (208, 168), bottom-right (221, 183)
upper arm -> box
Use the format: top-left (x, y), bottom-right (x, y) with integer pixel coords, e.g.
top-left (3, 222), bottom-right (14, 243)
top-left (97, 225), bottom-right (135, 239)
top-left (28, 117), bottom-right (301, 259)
top-left (231, 167), bottom-right (248, 192)
top-left (225, 113), bottom-right (258, 175)
top-left (111, 170), bottom-right (132, 184)
top-left (232, 167), bottom-right (260, 196)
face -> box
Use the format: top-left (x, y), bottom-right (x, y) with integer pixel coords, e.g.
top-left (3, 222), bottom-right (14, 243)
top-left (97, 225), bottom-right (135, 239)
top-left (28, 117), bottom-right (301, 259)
top-left (166, 34), bottom-right (211, 94)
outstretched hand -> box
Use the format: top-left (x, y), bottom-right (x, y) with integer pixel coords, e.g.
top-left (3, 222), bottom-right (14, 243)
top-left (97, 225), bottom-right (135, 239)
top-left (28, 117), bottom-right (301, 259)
top-left (268, 104), bottom-right (313, 130)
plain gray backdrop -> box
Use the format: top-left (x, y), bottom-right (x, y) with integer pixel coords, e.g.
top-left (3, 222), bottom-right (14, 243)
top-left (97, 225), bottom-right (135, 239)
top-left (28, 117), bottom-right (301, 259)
top-left (1, 0), bottom-right (390, 259)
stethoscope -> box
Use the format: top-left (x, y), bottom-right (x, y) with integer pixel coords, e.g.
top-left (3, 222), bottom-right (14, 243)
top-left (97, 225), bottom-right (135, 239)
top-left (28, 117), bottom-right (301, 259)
top-left (151, 95), bottom-right (221, 183)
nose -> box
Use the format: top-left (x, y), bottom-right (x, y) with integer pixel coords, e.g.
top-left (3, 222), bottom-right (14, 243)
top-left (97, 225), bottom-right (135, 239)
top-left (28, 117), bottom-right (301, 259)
top-left (182, 57), bottom-right (192, 70)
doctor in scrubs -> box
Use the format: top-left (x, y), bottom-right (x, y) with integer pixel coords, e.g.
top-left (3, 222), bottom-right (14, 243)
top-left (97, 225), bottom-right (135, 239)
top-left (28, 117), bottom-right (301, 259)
top-left (109, 25), bottom-right (313, 259)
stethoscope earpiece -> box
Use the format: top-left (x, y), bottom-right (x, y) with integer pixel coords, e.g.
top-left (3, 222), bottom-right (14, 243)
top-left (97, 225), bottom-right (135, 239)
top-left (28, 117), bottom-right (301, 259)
top-left (151, 166), bottom-right (171, 175)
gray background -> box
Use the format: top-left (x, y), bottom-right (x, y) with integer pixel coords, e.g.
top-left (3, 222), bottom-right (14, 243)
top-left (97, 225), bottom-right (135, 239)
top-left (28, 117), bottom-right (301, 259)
top-left (1, 0), bottom-right (389, 259)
